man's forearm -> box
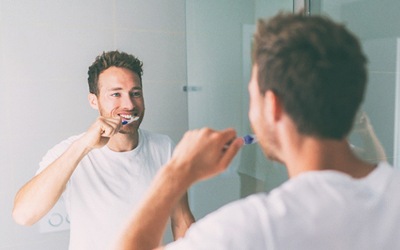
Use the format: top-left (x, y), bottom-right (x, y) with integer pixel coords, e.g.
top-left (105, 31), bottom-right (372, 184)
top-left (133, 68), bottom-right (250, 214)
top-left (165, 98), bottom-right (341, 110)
top-left (114, 128), bottom-right (243, 250)
top-left (171, 193), bottom-right (195, 240)
top-left (12, 139), bottom-right (90, 225)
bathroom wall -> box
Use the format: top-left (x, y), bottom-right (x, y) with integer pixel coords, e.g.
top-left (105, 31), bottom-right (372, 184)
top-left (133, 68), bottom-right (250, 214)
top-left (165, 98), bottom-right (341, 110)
top-left (0, 1), bottom-right (187, 249)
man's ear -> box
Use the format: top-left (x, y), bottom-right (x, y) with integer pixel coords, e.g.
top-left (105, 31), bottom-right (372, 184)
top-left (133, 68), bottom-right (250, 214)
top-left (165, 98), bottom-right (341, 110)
top-left (264, 90), bottom-right (282, 122)
top-left (88, 93), bottom-right (99, 110)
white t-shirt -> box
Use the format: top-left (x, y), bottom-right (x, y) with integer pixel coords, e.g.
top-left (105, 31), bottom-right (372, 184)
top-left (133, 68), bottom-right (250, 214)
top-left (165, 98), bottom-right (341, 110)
top-left (37, 129), bottom-right (174, 250)
top-left (166, 162), bottom-right (400, 250)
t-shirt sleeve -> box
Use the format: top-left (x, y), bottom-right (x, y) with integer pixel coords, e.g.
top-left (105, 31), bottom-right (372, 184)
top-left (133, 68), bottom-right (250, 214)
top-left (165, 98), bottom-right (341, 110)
top-left (36, 135), bottom-right (80, 175)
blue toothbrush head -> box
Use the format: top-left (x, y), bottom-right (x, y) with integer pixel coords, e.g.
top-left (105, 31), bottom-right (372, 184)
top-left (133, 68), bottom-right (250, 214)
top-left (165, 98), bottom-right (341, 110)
top-left (242, 134), bottom-right (257, 145)
top-left (121, 115), bottom-right (140, 125)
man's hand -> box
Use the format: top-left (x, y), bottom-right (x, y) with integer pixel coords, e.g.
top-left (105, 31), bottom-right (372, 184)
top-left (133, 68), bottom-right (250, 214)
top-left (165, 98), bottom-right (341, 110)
top-left (80, 116), bottom-right (122, 150)
top-left (170, 127), bottom-right (243, 185)
top-left (353, 111), bottom-right (372, 134)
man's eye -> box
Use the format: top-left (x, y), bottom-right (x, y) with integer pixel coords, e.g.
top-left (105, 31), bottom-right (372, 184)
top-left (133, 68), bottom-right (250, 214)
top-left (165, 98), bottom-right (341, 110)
top-left (111, 93), bottom-right (121, 97)
top-left (132, 92), bottom-right (142, 97)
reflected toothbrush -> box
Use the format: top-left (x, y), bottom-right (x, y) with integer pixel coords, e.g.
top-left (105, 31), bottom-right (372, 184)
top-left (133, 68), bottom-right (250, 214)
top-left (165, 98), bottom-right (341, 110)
top-left (121, 116), bottom-right (140, 125)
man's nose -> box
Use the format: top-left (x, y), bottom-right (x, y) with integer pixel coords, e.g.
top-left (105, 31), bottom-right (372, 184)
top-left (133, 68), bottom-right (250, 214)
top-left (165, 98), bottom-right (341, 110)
top-left (121, 95), bottom-right (135, 109)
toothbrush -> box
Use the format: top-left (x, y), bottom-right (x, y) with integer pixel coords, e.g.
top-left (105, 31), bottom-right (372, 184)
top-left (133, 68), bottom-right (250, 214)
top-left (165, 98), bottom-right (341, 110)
top-left (241, 134), bottom-right (257, 145)
top-left (121, 116), bottom-right (140, 125)
top-left (224, 134), bottom-right (257, 150)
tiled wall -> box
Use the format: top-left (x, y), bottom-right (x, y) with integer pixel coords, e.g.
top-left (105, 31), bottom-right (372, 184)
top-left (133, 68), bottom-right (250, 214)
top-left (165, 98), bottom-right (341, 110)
top-left (0, 1), bottom-right (187, 249)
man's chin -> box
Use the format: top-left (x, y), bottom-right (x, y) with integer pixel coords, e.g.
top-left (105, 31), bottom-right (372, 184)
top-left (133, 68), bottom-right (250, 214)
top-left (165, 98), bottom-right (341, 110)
top-left (118, 128), bottom-right (138, 135)
top-left (262, 147), bottom-right (279, 162)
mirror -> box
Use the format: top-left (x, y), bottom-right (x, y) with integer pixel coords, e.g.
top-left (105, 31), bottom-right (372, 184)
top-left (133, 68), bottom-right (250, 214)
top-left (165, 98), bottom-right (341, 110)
top-left (0, 1), bottom-right (188, 248)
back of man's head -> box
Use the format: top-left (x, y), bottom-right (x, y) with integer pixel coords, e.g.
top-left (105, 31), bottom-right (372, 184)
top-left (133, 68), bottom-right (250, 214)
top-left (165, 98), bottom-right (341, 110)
top-left (253, 13), bottom-right (367, 140)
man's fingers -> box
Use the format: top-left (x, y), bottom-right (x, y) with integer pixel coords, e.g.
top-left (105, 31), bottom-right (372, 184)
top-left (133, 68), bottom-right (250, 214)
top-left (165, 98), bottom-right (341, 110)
top-left (99, 116), bottom-right (122, 136)
top-left (219, 138), bottom-right (243, 170)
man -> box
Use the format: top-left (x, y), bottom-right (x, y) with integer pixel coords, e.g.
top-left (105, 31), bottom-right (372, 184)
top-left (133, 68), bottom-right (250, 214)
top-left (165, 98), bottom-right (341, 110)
top-left (115, 13), bottom-right (400, 249)
top-left (12, 51), bottom-right (194, 249)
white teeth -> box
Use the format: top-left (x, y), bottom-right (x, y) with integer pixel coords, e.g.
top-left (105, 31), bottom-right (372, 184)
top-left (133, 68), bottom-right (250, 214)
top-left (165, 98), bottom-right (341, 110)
top-left (120, 114), bottom-right (132, 119)
top-left (121, 114), bottom-right (139, 125)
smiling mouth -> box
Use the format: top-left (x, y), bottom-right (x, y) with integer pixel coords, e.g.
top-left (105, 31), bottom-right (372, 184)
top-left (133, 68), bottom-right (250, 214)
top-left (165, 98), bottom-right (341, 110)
top-left (120, 114), bottom-right (140, 125)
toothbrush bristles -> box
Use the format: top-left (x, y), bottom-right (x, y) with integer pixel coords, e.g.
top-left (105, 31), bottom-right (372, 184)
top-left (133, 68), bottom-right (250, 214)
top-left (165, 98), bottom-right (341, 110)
top-left (121, 116), bottom-right (139, 125)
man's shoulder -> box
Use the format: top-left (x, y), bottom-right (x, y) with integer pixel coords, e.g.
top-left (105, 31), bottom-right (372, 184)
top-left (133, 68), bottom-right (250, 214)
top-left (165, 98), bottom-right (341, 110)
top-left (37, 133), bottom-right (84, 174)
top-left (266, 162), bottom-right (400, 207)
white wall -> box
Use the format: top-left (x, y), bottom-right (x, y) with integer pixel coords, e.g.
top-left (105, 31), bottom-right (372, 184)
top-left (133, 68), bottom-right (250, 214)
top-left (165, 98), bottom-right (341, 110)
top-left (255, 0), bottom-right (293, 20)
top-left (0, 1), bottom-right (187, 249)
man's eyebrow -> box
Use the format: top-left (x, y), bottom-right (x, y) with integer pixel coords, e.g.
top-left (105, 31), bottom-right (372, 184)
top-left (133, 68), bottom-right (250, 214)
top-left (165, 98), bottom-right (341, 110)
top-left (106, 86), bottom-right (142, 91)
top-left (107, 87), bottom-right (123, 91)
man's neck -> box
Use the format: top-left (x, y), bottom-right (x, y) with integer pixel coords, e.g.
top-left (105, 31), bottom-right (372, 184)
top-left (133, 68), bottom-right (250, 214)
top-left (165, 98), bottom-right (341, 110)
top-left (284, 137), bottom-right (377, 179)
top-left (107, 130), bottom-right (139, 152)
